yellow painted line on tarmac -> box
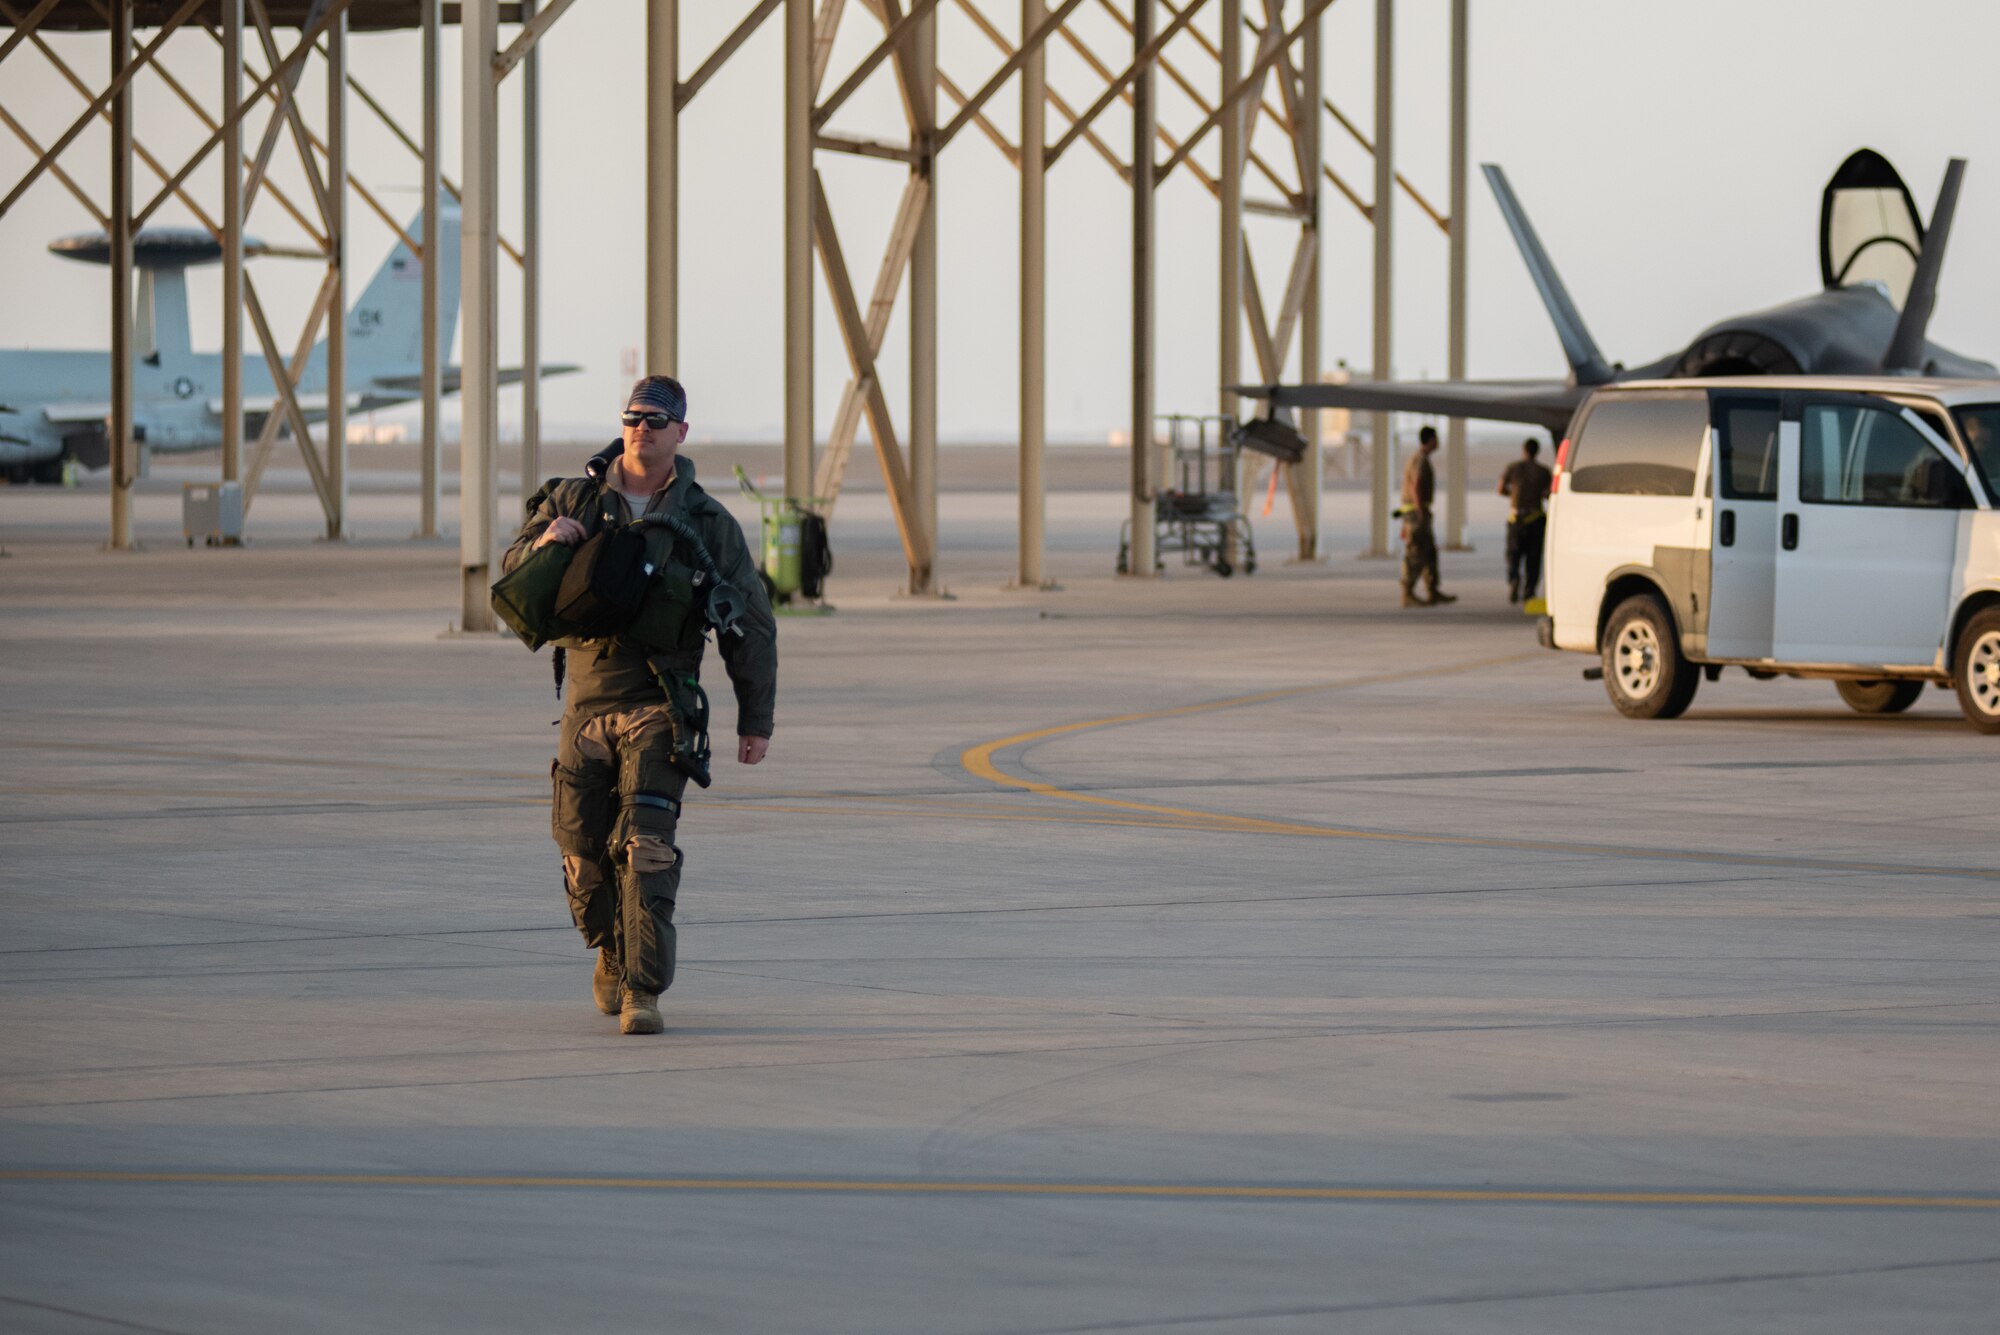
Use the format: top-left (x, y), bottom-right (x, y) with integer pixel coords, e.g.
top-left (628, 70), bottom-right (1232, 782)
top-left (960, 656), bottom-right (1538, 835)
top-left (957, 658), bottom-right (2000, 880)
top-left (0, 738), bottom-right (525, 780)
top-left (1, 1171), bottom-right (1993, 1210)
top-left (713, 801), bottom-right (1240, 833)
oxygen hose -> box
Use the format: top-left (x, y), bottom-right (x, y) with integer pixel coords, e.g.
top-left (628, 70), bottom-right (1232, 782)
top-left (634, 514), bottom-right (746, 637)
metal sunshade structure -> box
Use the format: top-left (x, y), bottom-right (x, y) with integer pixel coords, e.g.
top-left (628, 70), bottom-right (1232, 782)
top-left (0, 0), bottom-right (1471, 620)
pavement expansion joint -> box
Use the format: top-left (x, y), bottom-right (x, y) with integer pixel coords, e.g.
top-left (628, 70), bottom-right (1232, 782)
top-left (2, 1170), bottom-right (1997, 1211)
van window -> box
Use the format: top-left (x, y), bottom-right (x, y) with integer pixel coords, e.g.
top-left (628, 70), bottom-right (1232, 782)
top-left (1800, 401), bottom-right (1971, 509)
top-left (1951, 404), bottom-right (2000, 501)
top-left (1714, 398), bottom-right (1779, 500)
top-left (1568, 396), bottom-right (1704, 496)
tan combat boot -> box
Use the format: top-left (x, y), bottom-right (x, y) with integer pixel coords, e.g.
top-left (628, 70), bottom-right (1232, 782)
top-left (618, 989), bottom-right (664, 1035)
top-left (592, 948), bottom-right (622, 1016)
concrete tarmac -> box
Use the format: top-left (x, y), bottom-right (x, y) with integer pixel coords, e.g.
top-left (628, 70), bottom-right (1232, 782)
top-left (1, 463), bottom-right (1996, 1333)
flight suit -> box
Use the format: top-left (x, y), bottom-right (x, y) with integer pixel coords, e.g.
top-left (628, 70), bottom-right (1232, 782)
top-left (503, 455), bottom-right (776, 1000)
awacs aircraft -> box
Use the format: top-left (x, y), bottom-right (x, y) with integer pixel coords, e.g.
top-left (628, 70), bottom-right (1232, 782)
top-left (1234, 150), bottom-right (1996, 439)
top-left (0, 205), bottom-right (572, 483)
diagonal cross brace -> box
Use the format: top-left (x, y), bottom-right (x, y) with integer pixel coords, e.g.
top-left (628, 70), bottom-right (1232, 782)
top-left (680, 0), bottom-right (783, 109)
top-left (937, 0), bottom-right (1091, 151)
top-left (243, 271), bottom-right (337, 521)
top-left (813, 173), bottom-right (929, 508)
top-left (1045, 0), bottom-right (1206, 167)
top-left (814, 0), bottom-right (944, 129)
top-left (0, 0), bottom-right (206, 221)
top-left (1156, 0), bottom-right (1336, 184)
top-left (242, 268), bottom-right (338, 511)
top-left (0, 0), bottom-right (61, 69)
top-left (0, 101), bottom-right (107, 228)
top-left (809, 171), bottom-right (926, 571)
top-left (244, 0), bottom-right (332, 229)
top-left (124, 0), bottom-right (356, 230)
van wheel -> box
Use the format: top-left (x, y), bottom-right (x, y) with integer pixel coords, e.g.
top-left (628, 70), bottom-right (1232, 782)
top-left (1835, 679), bottom-right (1924, 715)
top-left (1602, 594), bottom-right (1698, 719)
top-left (1952, 608), bottom-right (2000, 734)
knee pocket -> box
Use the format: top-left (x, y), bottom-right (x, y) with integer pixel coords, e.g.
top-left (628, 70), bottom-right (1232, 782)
top-left (551, 759), bottom-right (614, 857)
top-left (625, 833), bottom-right (680, 876)
top-left (613, 793), bottom-right (680, 868)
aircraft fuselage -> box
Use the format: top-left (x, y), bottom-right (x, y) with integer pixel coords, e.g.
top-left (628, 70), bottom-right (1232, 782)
top-left (0, 345), bottom-right (401, 467)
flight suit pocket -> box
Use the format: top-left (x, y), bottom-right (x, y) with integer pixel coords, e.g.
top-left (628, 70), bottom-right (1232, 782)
top-left (550, 758), bottom-right (613, 857)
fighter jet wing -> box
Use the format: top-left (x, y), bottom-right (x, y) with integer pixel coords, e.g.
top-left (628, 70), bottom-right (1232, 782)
top-left (1234, 377), bottom-right (1587, 434)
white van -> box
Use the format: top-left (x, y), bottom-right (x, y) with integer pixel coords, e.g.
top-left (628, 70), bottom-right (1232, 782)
top-left (1538, 377), bottom-right (2000, 732)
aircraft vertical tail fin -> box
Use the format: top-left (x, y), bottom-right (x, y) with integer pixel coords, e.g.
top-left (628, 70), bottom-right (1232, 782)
top-left (339, 205), bottom-right (461, 378)
top-left (1481, 164), bottom-right (1614, 387)
top-left (1881, 158), bottom-right (1965, 374)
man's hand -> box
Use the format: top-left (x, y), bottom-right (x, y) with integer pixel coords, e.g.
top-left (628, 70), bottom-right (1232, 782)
top-left (738, 735), bottom-right (769, 765)
top-left (534, 516), bottom-right (588, 549)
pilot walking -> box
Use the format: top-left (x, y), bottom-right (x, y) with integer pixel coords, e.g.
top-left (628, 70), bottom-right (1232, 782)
top-left (502, 376), bottom-right (778, 1035)
top-left (1400, 425), bottom-right (1456, 608)
top-left (1498, 437), bottom-right (1553, 604)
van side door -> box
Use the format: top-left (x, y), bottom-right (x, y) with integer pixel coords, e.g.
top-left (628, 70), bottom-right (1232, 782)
top-left (1705, 393), bottom-right (1782, 661)
top-left (1774, 393), bottom-right (1975, 668)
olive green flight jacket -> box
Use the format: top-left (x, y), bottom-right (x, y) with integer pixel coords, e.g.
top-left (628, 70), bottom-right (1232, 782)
top-left (502, 454), bottom-right (778, 737)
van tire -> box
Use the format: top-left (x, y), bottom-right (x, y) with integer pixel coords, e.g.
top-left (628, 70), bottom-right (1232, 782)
top-left (1951, 608), bottom-right (2000, 734)
top-left (1835, 679), bottom-right (1924, 715)
top-left (1601, 594), bottom-right (1698, 720)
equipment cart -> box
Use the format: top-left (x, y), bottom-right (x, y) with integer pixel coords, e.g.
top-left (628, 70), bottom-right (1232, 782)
top-left (1116, 414), bottom-right (1256, 577)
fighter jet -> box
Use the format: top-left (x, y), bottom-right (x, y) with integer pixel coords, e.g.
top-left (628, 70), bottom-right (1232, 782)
top-left (1234, 150), bottom-right (1995, 443)
top-left (0, 205), bottom-right (572, 483)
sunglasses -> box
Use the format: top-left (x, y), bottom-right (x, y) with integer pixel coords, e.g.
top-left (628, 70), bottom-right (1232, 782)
top-left (621, 410), bottom-right (681, 429)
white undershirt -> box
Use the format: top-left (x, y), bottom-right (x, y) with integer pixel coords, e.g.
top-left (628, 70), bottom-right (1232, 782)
top-left (618, 488), bottom-right (653, 515)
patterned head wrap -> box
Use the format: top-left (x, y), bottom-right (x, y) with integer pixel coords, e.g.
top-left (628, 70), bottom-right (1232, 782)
top-left (625, 374), bottom-right (687, 422)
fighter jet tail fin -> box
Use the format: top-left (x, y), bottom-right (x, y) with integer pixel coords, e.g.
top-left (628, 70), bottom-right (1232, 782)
top-left (1482, 164), bottom-right (1614, 387)
top-left (1881, 158), bottom-right (1966, 374)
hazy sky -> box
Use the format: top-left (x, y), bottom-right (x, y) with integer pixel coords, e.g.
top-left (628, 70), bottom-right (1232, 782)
top-left (2, 0), bottom-right (1997, 445)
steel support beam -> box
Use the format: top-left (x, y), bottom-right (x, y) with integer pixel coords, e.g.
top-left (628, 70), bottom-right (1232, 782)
top-left (221, 0), bottom-right (243, 486)
top-left (1218, 0), bottom-right (1239, 542)
top-left (460, 0), bottom-right (500, 629)
top-left (1290, 0), bottom-right (1321, 558)
top-left (107, 0), bottom-right (133, 549)
top-left (1127, 0), bottom-right (1155, 578)
top-left (324, 3), bottom-right (347, 539)
top-left (419, 0), bottom-right (441, 536)
top-left (521, 0), bottom-right (542, 491)
top-left (1016, 0), bottom-right (1046, 590)
top-left (647, 0), bottom-right (677, 374)
top-left (1366, 0), bottom-right (1392, 557)
top-left (1444, 0), bottom-right (1469, 549)
top-left (784, 0), bottom-right (813, 503)
top-left (908, 1), bottom-right (938, 594)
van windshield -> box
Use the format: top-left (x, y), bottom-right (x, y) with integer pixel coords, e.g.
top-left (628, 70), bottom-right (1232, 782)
top-left (1952, 405), bottom-right (2000, 502)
